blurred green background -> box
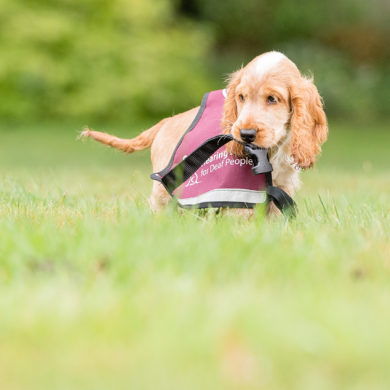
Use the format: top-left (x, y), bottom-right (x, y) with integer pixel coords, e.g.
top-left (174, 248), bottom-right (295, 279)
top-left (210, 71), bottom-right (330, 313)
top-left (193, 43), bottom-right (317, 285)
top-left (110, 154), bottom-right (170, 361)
top-left (1, 2), bottom-right (390, 389)
top-left (0, 0), bottom-right (389, 124)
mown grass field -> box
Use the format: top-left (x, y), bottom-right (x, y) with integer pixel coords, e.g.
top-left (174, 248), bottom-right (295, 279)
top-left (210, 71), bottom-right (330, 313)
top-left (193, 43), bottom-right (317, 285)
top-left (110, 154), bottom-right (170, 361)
top-left (0, 121), bottom-right (389, 390)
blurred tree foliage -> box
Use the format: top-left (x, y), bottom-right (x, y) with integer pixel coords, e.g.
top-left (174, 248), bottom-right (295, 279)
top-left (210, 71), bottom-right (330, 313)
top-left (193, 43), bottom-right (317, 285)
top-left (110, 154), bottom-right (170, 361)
top-left (0, 0), bottom-right (214, 122)
top-left (0, 0), bottom-right (389, 123)
top-left (181, 0), bottom-right (390, 120)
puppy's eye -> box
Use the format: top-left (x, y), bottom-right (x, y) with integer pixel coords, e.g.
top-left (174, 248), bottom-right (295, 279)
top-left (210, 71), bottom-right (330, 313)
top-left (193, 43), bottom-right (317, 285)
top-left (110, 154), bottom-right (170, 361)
top-left (238, 94), bottom-right (245, 102)
top-left (267, 95), bottom-right (277, 104)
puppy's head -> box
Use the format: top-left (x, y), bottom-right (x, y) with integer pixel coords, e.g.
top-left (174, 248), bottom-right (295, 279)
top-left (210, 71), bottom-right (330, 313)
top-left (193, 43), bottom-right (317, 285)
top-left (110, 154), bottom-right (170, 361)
top-left (222, 51), bottom-right (328, 169)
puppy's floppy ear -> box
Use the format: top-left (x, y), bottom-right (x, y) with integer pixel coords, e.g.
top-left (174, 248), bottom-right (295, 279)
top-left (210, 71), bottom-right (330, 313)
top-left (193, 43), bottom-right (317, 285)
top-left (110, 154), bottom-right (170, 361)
top-left (222, 69), bottom-right (243, 134)
top-left (289, 76), bottom-right (328, 169)
top-left (222, 68), bottom-right (244, 155)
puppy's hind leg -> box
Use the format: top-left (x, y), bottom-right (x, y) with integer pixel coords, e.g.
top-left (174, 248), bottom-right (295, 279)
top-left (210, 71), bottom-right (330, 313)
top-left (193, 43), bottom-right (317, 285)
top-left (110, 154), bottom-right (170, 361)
top-left (149, 181), bottom-right (171, 212)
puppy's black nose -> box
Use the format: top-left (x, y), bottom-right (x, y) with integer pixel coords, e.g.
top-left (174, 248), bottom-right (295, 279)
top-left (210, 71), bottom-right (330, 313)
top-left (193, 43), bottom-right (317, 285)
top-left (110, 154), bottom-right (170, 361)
top-left (240, 128), bottom-right (257, 143)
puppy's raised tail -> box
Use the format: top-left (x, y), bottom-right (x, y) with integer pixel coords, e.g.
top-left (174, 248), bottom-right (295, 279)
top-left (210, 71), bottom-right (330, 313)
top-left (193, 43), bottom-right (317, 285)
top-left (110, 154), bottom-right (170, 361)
top-left (81, 119), bottom-right (166, 153)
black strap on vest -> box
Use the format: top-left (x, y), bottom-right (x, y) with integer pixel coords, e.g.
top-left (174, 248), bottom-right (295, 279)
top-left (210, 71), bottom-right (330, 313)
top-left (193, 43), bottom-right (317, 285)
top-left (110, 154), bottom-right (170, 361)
top-left (243, 142), bottom-right (296, 217)
top-left (151, 134), bottom-right (296, 216)
top-left (266, 184), bottom-right (296, 217)
top-left (151, 135), bottom-right (234, 194)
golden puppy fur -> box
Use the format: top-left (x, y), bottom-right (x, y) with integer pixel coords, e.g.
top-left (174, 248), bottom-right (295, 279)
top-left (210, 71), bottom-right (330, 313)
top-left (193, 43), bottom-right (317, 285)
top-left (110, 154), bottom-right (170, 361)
top-left (83, 51), bottom-right (328, 214)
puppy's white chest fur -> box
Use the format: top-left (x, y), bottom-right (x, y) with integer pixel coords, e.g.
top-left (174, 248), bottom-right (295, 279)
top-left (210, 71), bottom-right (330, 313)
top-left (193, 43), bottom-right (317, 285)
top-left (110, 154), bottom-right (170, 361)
top-left (269, 137), bottom-right (301, 195)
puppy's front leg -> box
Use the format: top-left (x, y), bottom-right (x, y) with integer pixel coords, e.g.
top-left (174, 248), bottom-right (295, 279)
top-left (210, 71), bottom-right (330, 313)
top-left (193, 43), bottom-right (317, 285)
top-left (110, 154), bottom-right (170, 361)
top-left (266, 201), bottom-right (282, 217)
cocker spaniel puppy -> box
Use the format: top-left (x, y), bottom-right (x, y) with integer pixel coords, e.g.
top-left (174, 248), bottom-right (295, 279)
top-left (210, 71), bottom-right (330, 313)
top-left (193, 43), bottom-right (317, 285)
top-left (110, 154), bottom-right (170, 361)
top-left (83, 51), bottom-right (328, 214)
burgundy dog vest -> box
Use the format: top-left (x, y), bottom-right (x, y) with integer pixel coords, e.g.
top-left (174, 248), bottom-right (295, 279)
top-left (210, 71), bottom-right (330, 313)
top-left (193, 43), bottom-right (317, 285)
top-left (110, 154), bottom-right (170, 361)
top-left (151, 89), bottom-right (295, 212)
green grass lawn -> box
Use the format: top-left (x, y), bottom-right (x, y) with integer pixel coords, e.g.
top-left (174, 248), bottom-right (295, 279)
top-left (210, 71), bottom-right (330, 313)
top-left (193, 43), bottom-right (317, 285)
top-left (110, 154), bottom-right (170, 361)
top-left (0, 121), bottom-right (389, 390)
